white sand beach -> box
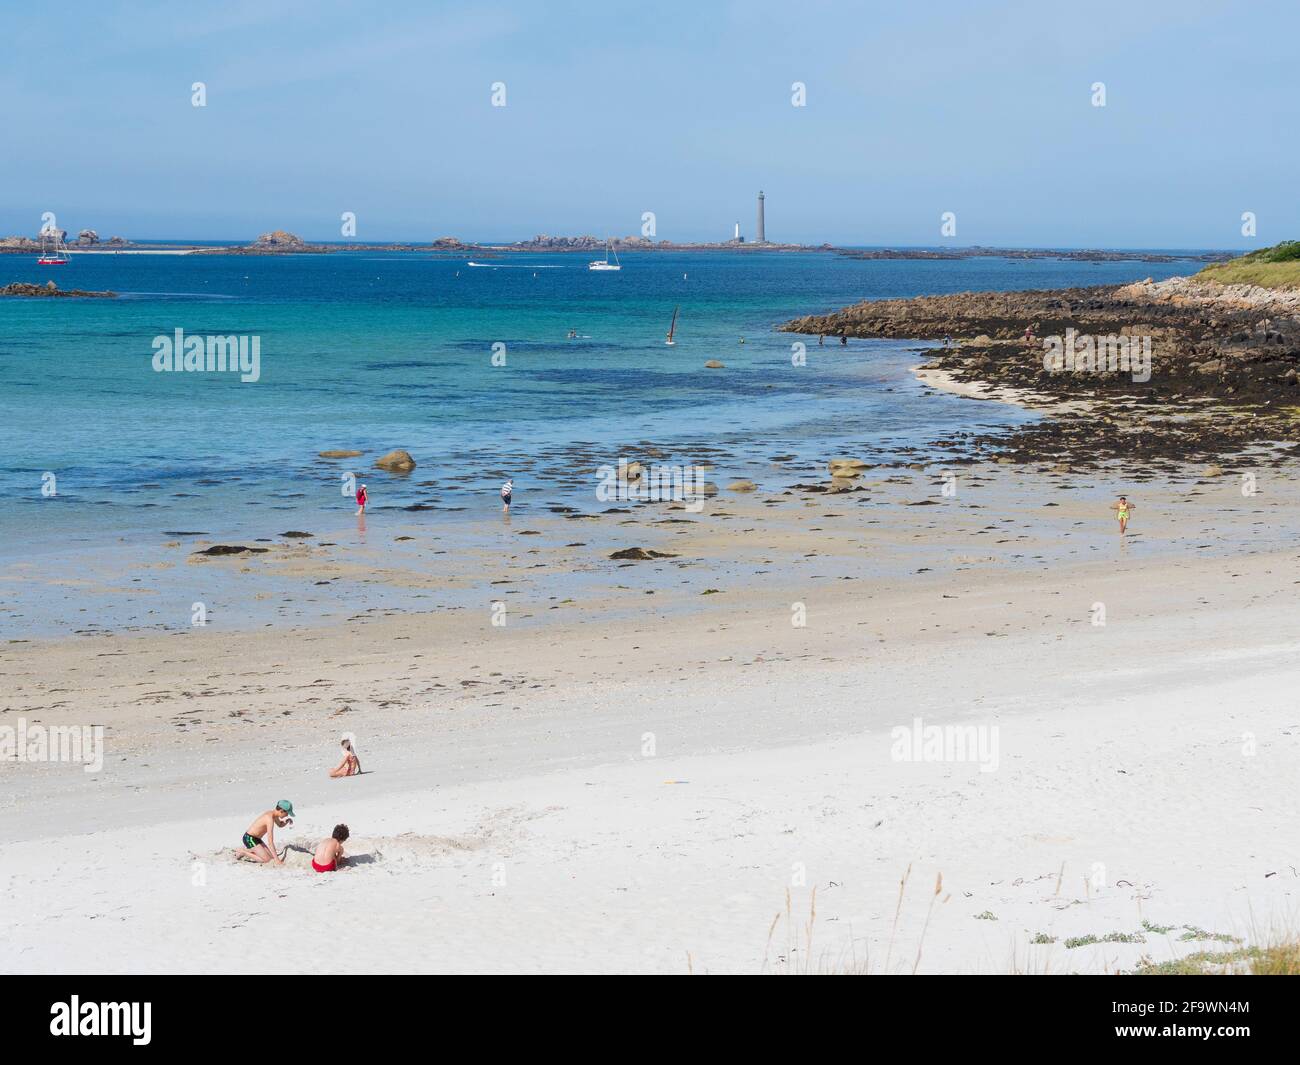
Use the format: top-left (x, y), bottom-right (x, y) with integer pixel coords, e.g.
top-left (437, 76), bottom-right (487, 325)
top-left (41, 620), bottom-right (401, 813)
top-left (4, 462), bottom-right (1299, 974)
top-left (4, 0), bottom-right (1297, 995)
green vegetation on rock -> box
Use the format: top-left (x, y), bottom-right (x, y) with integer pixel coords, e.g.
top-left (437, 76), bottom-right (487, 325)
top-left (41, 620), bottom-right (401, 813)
top-left (1199, 240), bottom-right (1300, 287)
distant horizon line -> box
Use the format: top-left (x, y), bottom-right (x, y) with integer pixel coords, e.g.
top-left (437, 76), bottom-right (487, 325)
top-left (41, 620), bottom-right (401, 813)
top-left (44, 236), bottom-right (1249, 254)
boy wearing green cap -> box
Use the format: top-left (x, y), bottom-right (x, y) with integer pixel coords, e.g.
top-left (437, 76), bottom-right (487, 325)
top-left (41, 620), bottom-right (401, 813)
top-left (236, 800), bottom-right (295, 864)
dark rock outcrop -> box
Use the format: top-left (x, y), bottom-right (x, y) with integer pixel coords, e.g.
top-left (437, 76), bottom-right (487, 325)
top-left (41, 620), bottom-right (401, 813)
top-left (609, 547), bottom-right (678, 560)
top-left (782, 280), bottom-right (1300, 406)
top-left (781, 279), bottom-right (1300, 467)
top-left (250, 230), bottom-right (308, 251)
top-left (373, 449), bottom-right (416, 472)
top-left (1, 281), bottom-right (116, 298)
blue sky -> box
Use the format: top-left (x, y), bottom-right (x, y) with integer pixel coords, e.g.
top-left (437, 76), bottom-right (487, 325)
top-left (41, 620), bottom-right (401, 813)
top-left (1, 0), bottom-right (1294, 247)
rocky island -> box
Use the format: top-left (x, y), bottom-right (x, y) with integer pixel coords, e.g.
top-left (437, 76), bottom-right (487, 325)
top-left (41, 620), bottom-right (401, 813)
top-left (836, 246), bottom-right (1231, 263)
top-left (498, 234), bottom-right (832, 253)
top-left (1, 280), bottom-right (117, 298)
top-left (0, 229), bottom-right (475, 256)
top-left (190, 231), bottom-right (476, 254)
top-left (0, 230), bottom-right (130, 252)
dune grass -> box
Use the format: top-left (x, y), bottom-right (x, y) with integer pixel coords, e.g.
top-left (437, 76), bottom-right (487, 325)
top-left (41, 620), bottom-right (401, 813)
top-left (756, 883), bottom-right (1300, 975)
top-left (750, 863), bottom-right (1300, 975)
top-left (1199, 240), bottom-right (1300, 288)
top-left (1133, 941), bottom-right (1300, 975)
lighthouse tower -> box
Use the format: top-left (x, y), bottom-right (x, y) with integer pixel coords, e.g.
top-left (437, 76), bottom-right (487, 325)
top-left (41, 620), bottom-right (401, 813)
top-left (756, 190), bottom-right (766, 244)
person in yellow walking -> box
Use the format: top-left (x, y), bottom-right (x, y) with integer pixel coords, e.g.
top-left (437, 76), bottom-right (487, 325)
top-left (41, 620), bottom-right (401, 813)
top-left (1110, 494), bottom-right (1135, 534)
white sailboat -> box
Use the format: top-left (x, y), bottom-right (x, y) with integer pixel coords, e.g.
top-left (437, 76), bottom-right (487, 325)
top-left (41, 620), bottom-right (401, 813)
top-left (588, 240), bottom-right (621, 271)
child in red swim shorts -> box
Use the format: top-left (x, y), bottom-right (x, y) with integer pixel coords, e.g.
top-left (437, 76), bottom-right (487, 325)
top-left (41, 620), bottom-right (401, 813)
top-left (312, 824), bottom-right (349, 872)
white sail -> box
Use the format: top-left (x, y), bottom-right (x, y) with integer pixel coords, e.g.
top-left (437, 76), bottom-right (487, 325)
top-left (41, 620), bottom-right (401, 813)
top-left (588, 239), bottom-right (621, 271)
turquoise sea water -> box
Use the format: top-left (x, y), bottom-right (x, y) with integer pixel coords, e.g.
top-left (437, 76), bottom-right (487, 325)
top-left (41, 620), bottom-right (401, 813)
top-left (1, 249), bottom-right (1191, 564)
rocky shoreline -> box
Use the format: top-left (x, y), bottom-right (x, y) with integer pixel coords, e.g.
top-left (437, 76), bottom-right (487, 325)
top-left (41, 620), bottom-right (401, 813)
top-left (0, 230), bottom-right (477, 256)
top-left (0, 231), bottom-right (129, 252)
top-left (501, 234), bottom-right (830, 253)
top-left (190, 231), bottom-right (477, 255)
top-left (782, 276), bottom-right (1300, 469)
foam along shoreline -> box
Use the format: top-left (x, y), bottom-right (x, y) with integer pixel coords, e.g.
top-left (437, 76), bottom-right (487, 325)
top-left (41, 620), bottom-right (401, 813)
top-left (911, 363), bottom-right (1087, 414)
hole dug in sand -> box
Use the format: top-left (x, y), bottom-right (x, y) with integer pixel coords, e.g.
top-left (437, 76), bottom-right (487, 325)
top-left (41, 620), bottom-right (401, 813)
top-left (215, 832), bottom-right (486, 874)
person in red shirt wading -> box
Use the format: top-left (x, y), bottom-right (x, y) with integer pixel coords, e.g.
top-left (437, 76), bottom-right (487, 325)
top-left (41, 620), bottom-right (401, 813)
top-left (355, 483), bottom-right (368, 516)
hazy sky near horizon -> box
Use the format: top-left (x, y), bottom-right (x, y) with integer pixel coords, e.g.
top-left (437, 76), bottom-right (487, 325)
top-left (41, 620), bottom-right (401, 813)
top-left (2, 0), bottom-right (1294, 247)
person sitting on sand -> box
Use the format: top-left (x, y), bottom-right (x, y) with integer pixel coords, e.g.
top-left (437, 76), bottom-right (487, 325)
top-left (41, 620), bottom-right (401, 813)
top-left (312, 824), bottom-right (349, 873)
top-left (328, 736), bottom-right (361, 778)
top-left (1110, 494), bottom-right (1135, 534)
top-left (237, 800), bottom-right (295, 865)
